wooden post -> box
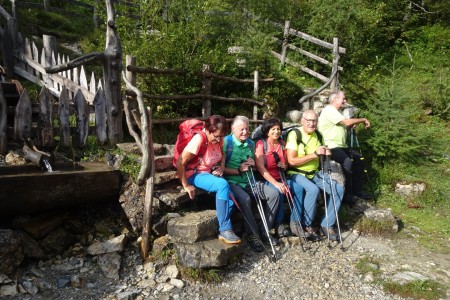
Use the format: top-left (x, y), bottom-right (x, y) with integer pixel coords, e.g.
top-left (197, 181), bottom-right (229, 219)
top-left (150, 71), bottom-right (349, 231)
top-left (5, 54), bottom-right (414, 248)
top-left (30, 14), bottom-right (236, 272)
top-left (14, 89), bottom-right (31, 141)
top-left (104, 0), bottom-right (123, 144)
top-left (43, 0), bottom-right (50, 13)
top-left (58, 87), bottom-right (71, 147)
top-left (38, 87), bottom-right (54, 147)
top-left (280, 20), bottom-right (290, 68)
top-left (126, 55), bottom-right (138, 114)
top-left (0, 88), bottom-right (6, 154)
top-left (73, 89), bottom-right (89, 148)
top-left (43, 35), bottom-right (56, 89)
top-left (330, 37), bottom-right (340, 92)
top-left (11, 0), bottom-right (17, 18)
top-left (202, 64), bottom-right (211, 118)
top-left (253, 70), bottom-right (259, 121)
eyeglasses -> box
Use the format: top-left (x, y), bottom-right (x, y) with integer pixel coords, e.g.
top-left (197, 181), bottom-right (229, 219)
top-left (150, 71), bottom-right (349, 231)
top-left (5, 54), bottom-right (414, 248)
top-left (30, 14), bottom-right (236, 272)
top-left (211, 132), bottom-right (224, 140)
top-left (303, 118), bottom-right (318, 123)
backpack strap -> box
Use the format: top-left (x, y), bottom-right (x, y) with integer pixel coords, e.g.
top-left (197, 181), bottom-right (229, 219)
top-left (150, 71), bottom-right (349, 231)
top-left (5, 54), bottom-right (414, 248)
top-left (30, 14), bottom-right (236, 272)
top-left (261, 138), bottom-right (284, 167)
top-left (225, 135), bottom-right (255, 164)
top-left (315, 130), bottom-right (324, 146)
top-left (194, 131), bottom-right (208, 169)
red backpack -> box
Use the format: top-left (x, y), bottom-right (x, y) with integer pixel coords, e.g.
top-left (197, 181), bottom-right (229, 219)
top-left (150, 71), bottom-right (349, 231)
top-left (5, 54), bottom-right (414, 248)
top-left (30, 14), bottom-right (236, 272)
top-left (172, 119), bottom-right (208, 169)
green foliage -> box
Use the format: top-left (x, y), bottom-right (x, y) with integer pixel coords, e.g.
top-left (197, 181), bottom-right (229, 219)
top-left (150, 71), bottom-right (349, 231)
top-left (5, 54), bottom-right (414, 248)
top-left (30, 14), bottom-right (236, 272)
top-left (179, 267), bottom-right (221, 283)
top-left (383, 280), bottom-right (446, 300)
top-left (354, 217), bottom-right (397, 237)
top-left (355, 256), bottom-right (381, 277)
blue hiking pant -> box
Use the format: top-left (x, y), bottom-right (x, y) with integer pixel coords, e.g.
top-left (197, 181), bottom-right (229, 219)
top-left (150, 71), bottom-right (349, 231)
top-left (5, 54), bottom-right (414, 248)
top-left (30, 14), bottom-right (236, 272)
top-left (290, 171), bottom-right (344, 228)
top-left (264, 179), bottom-right (304, 227)
top-left (188, 172), bottom-right (235, 232)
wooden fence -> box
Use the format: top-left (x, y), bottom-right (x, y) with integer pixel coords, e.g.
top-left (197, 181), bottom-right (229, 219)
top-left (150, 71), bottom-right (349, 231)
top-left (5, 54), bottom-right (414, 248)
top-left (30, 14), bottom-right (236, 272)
top-left (124, 55), bottom-right (275, 123)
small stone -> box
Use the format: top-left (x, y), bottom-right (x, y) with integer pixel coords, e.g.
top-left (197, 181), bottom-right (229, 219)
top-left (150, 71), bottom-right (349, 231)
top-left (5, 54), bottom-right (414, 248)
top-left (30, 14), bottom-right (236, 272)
top-left (165, 264), bottom-right (179, 279)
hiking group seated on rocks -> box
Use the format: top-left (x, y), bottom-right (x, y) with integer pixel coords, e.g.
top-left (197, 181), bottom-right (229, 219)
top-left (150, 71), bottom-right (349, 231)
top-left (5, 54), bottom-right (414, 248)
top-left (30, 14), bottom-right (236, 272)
top-left (175, 93), bottom-right (371, 252)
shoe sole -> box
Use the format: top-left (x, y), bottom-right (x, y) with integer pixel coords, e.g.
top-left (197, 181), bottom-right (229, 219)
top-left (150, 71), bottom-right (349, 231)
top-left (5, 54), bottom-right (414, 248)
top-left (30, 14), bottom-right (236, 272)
top-left (218, 236), bottom-right (241, 244)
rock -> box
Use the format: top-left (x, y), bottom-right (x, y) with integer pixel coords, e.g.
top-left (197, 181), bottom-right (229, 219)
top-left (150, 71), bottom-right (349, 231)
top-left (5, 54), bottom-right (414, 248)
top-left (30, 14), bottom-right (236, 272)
top-left (116, 290), bottom-right (139, 300)
top-left (153, 213), bottom-right (181, 237)
top-left (21, 280), bottom-right (39, 294)
top-left (18, 231), bottom-right (46, 259)
top-left (70, 275), bottom-right (83, 288)
top-left (0, 229), bottom-right (24, 275)
top-left (57, 276), bottom-right (71, 288)
top-left (157, 190), bottom-right (191, 211)
top-left (0, 282), bottom-right (18, 296)
top-left (391, 271), bottom-right (428, 285)
top-left (165, 264), bottom-right (179, 279)
top-left (119, 177), bottom-right (145, 233)
top-left (155, 155), bottom-right (174, 172)
top-left (155, 171), bottom-right (178, 185)
top-left (170, 278), bottom-right (184, 289)
top-left (87, 234), bottom-right (127, 255)
top-left (286, 110), bottom-right (302, 123)
top-left (174, 239), bottom-right (243, 268)
top-left (116, 143), bottom-right (142, 155)
top-left (40, 227), bottom-right (76, 254)
top-left (363, 208), bottom-right (398, 233)
top-left (98, 252), bottom-right (121, 280)
top-left (168, 210), bottom-right (218, 243)
top-left (5, 150), bottom-right (26, 165)
top-left (152, 235), bottom-right (171, 255)
top-left (395, 182), bottom-right (426, 198)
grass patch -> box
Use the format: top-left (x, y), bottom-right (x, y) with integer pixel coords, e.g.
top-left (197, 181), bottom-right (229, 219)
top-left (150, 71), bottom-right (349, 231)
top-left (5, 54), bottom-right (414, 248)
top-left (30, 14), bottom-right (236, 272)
top-left (179, 267), bottom-right (221, 283)
top-left (354, 217), bottom-right (397, 237)
top-left (355, 256), bottom-right (382, 277)
top-left (383, 279), bottom-right (446, 300)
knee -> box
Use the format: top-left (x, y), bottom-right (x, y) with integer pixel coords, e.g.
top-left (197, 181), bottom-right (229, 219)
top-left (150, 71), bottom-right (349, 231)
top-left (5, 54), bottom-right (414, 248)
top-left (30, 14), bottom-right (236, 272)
top-left (216, 178), bottom-right (230, 192)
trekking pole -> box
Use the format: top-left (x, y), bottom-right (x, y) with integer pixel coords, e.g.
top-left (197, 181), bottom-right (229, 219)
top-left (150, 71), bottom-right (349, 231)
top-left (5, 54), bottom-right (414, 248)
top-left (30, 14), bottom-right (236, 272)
top-left (272, 152), bottom-right (309, 251)
top-left (324, 155), bottom-right (344, 250)
top-left (350, 128), bottom-right (376, 201)
top-left (244, 168), bottom-right (277, 261)
top-left (319, 154), bottom-right (331, 248)
top-left (228, 192), bottom-right (274, 260)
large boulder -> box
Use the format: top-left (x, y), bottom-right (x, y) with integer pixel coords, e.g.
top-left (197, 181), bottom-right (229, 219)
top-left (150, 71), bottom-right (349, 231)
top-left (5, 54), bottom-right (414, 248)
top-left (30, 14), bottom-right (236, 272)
top-left (167, 210), bottom-right (218, 243)
top-left (174, 239), bottom-right (242, 268)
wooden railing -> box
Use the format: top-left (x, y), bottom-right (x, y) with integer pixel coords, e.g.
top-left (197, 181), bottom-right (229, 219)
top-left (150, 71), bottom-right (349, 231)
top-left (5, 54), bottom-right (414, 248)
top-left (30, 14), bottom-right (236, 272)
top-left (125, 55), bottom-right (275, 123)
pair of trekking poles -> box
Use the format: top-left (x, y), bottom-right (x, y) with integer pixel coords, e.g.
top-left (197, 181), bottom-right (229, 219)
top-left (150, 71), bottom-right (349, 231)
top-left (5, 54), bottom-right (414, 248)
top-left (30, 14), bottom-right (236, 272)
top-left (228, 162), bottom-right (278, 262)
top-left (274, 152), bottom-right (344, 251)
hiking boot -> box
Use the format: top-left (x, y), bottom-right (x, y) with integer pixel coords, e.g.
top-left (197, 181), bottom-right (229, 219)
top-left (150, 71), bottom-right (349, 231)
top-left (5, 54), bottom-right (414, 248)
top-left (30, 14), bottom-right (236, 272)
top-left (321, 227), bottom-right (340, 242)
top-left (246, 233), bottom-right (264, 253)
top-left (260, 232), bottom-right (279, 246)
top-left (218, 230), bottom-right (241, 244)
top-left (276, 224), bottom-right (291, 237)
top-left (304, 226), bottom-right (320, 242)
top-left (290, 221), bottom-right (305, 237)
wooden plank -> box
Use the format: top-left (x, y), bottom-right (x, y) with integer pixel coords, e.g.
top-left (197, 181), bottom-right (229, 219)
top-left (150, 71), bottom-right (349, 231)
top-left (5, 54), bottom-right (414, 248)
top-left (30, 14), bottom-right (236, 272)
top-left (2, 21), bottom-right (14, 79)
top-left (38, 87), bottom-right (54, 147)
top-left (0, 5), bottom-right (12, 19)
top-left (271, 51), bottom-right (328, 82)
top-left (0, 87), bottom-right (6, 153)
top-left (287, 43), bottom-right (343, 70)
top-left (90, 72), bottom-right (96, 93)
top-left (93, 87), bottom-right (107, 143)
top-left (288, 28), bottom-right (346, 54)
top-left (14, 66), bottom-right (44, 86)
top-left (14, 89), bottom-right (32, 141)
top-left (58, 87), bottom-right (71, 147)
top-left (73, 89), bottom-right (89, 148)
top-left (137, 92), bottom-right (265, 106)
top-left (80, 65), bottom-right (88, 89)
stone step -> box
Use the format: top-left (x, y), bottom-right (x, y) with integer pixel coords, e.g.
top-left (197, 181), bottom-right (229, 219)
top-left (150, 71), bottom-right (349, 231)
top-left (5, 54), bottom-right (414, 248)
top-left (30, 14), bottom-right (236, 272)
top-left (167, 210), bottom-right (218, 243)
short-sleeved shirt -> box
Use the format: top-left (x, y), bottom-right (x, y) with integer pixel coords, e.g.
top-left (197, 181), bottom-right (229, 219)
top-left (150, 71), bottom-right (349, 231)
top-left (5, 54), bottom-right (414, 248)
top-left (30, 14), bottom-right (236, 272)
top-left (255, 139), bottom-right (286, 181)
top-left (184, 132), bottom-right (222, 179)
top-left (318, 105), bottom-right (347, 148)
top-left (285, 127), bottom-right (321, 178)
top-left (223, 134), bottom-right (255, 187)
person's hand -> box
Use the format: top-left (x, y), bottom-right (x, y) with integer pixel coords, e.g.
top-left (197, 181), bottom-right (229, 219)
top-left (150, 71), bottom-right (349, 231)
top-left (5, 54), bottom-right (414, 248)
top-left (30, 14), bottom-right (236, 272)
top-left (212, 165), bottom-right (224, 177)
top-left (246, 157), bottom-right (255, 167)
top-left (316, 146), bottom-right (328, 156)
top-left (364, 118), bottom-right (371, 129)
top-left (277, 161), bottom-right (286, 170)
top-left (184, 184), bottom-right (196, 200)
top-left (240, 161), bottom-right (252, 172)
top-left (274, 181), bottom-right (287, 194)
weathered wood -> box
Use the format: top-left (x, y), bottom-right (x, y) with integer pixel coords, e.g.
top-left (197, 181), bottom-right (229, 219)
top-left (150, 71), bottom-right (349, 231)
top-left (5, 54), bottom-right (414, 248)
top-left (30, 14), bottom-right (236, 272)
top-left (80, 65), bottom-right (88, 89)
top-left (14, 89), bottom-right (32, 141)
top-left (104, 0), bottom-right (123, 144)
top-left (331, 37), bottom-right (340, 92)
top-left (58, 87), bottom-right (71, 146)
top-left (133, 92), bottom-right (265, 106)
top-left (272, 51), bottom-right (328, 82)
top-left (43, 35), bottom-right (56, 88)
top-left (44, 52), bottom-right (104, 74)
top-left (93, 87), bottom-right (107, 144)
top-left (22, 144), bottom-right (52, 168)
top-left (285, 42), bottom-right (343, 71)
top-left (123, 98), bottom-right (142, 150)
top-left (202, 64), bottom-right (211, 117)
top-left (0, 162), bottom-right (120, 216)
top-left (0, 87), bottom-right (7, 153)
top-left (73, 89), bottom-right (89, 148)
top-left (2, 21), bottom-right (14, 79)
top-left (280, 20), bottom-right (290, 67)
top-left (38, 87), bottom-right (54, 147)
top-left (253, 70), bottom-right (259, 121)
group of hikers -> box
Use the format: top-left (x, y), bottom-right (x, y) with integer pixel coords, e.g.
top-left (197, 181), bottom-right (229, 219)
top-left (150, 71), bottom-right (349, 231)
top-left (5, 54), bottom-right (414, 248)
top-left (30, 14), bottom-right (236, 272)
top-left (175, 90), bottom-right (371, 253)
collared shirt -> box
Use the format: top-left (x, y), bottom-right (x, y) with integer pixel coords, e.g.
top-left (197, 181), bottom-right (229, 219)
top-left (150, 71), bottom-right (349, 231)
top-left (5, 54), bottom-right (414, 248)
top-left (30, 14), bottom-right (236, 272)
top-left (286, 127), bottom-right (321, 179)
top-left (318, 105), bottom-right (347, 148)
top-left (223, 134), bottom-right (255, 187)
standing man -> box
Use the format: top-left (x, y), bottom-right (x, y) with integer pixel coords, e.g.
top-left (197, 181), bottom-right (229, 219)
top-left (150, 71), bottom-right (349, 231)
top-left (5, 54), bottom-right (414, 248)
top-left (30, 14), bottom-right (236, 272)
top-left (318, 90), bottom-right (371, 205)
top-left (286, 110), bottom-right (344, 241)
top-left (223, 116), bottom-right (280, 252)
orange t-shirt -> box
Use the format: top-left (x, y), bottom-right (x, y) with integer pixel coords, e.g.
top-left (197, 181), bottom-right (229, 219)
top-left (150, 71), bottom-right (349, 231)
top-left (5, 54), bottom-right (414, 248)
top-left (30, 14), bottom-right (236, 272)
top-left (255, 139), bottom-right (286, 181)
